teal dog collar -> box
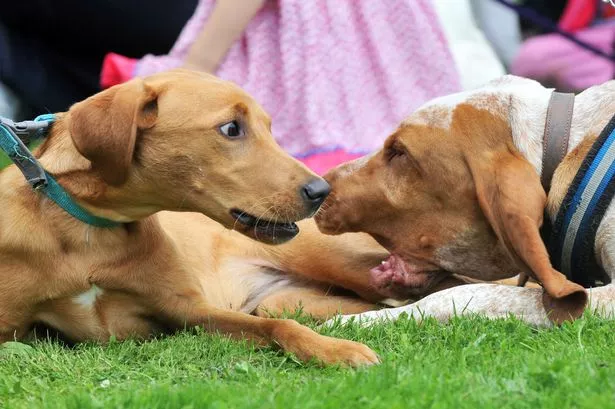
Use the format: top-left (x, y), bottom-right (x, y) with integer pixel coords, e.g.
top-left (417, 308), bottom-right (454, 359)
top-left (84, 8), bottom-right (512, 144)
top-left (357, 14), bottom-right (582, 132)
top-left (0, 114), bottom-right (120, 228)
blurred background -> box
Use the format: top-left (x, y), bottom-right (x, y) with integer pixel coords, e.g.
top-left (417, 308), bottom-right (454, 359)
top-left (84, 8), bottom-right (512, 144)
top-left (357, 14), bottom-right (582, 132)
top-left (1, 0), bottom-right (613, 174)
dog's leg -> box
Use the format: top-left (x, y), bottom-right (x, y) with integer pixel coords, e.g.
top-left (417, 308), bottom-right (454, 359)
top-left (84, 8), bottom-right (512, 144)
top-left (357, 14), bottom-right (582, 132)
top-left (255, 286), bottom-right (378, 321)
top-left (0, 311), bottom-right (31, 343)
top-left (255, 275), bottom-right (483, 321)
top-left (0, 327), bottom-right (28, 343)
top-left (173, 303), bottom-right (379, 367)
top-left (516, 273), bottom-right (530, 287)
top-left (268, 222), bottom-right (390, 302)
top-left (326, 283), bottom-right (615, 328)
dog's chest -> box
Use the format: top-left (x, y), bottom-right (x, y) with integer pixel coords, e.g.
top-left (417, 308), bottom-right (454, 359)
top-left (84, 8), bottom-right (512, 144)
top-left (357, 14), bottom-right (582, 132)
top-left (73, 284), bottom-right (104, 308)
top-left (35, 285), bottom-right (164, 342)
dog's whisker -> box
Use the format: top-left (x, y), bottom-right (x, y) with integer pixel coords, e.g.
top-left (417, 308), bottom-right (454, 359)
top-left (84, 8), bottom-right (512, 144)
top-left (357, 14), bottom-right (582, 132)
top-left (241, 194), bottom-right (278, 217)
top-left (229, 194), bottom-right (278, 233)
top-left (249, 203), bottom-right (278, 239)
top-left (272, 207), bottom-right (280, 241)
top-left (176, 191), bottom-right (190, 212)
top-left (314, 204), bottom-right (327, 217)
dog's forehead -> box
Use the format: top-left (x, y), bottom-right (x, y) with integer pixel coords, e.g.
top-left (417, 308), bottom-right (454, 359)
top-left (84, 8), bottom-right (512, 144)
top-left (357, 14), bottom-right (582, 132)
top-left (402, 75), bottom-right (545, 130)
top-left (173, 77), bottom-right (249, 100)
top-left (334, 151), bottom-right (377, 177)
top-left (159, 75), bottom-right (267, 117)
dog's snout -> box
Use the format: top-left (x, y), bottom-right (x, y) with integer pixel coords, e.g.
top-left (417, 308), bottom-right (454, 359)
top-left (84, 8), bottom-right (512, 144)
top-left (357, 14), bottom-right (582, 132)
top-left (301, 178), bottom-right (331, 208)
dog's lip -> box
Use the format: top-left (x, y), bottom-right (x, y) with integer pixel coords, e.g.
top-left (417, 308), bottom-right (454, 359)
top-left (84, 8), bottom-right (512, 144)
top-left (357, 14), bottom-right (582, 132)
top-left (230, 208), bottom-right (299, 245)
top-left (370, 253), bottom-right (441, 281)
top-left (369, 253), bottom-right (447, 297)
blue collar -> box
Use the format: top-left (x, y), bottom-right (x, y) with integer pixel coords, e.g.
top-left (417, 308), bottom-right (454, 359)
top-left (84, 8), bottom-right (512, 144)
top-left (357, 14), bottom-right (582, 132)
top-left (0, 114), bottom-right (121, 228)
top-left (546, 114), bottom-right (615, 287)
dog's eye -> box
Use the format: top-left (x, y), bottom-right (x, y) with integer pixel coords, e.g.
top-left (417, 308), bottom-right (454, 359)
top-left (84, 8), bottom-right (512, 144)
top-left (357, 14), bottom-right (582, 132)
top-left (385, 144), bottom-right (423, 176)
top-left (386, 145), bottom-right (406, 163)
top-left (219, 121), bottom-right (245, 138)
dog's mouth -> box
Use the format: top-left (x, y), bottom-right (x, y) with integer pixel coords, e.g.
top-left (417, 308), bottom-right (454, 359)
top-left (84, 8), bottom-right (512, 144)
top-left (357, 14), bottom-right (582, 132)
top-left (230, 208), bottom-right (299, 245)
top-left (369, 253), bottom-right (449, 299)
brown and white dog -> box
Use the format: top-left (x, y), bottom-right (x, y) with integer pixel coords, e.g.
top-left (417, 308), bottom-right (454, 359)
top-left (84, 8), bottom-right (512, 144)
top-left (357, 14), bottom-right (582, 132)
top-left (316, 75), bottom-right (615, 326)
top-left (0, 69), bottom-right (412, 367)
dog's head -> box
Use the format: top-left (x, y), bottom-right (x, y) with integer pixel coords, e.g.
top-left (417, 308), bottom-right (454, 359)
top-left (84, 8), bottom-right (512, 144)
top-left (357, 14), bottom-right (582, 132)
top-left (315, 76), bottom-right (587, 323)
top-left (63, 70), bottom-right (328, 244)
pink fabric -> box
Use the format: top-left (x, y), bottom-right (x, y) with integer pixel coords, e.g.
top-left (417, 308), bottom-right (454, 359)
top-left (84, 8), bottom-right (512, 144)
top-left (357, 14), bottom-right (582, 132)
top-left (101, 53), bottom-right (137, 89)
top-left (511, 23), bottom-right (615, 92)
top-left (120, 0), bottom-right (461, 172)
top-left (297, 149), bottom-right (364, 176)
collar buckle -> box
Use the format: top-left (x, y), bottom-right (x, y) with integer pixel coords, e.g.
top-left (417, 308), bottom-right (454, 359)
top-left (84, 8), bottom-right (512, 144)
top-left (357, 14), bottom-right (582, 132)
top-left (0, 117), bottom-right (49, 190)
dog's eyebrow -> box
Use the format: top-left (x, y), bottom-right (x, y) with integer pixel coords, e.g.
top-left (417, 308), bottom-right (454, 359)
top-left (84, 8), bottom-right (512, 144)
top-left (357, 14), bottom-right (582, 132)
top-left (232, 103), bottom-right (249, 116)
top-left (385, 129), bottom-right (425, 176)
top-left (384, 130), bottom-right (403, 150)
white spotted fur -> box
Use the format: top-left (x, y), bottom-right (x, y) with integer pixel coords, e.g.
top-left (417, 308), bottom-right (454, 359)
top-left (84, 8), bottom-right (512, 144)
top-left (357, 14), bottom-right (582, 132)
top-left (73, 285), bottom-right (104, 308)
top-left (327, 283), bottom-right (615, 328)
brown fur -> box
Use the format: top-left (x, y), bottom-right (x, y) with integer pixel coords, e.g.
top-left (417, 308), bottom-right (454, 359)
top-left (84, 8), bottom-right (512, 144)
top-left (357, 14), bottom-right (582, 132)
top-left (0, 70), bottom-right (400, 367)
top-left (316, 105), bottom-right (586, 324)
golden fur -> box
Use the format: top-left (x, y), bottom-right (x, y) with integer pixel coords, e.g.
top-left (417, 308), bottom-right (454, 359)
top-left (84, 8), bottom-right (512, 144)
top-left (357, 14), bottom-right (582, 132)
top-left (0, 70), bottom-right (401, 366)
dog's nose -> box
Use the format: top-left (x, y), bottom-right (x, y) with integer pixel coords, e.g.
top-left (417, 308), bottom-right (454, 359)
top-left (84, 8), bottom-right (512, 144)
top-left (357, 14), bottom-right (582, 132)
top-left (301, 178), bottom-right (331, 208)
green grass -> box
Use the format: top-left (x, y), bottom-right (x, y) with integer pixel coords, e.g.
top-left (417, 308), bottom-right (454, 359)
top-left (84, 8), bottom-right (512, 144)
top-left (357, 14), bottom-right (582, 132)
top-left (1, 314), bottom-right (614, 409)
top-left (0, 153), bottom-right (12, 169)
top-left (0, 142), bottom-right (37, 170)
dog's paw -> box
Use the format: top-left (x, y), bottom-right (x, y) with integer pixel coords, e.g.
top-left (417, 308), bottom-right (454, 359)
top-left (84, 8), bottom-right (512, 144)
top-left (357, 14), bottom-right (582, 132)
top-left (273, 320), bottom-right (379, 367)
top-left (312, 336), bottom-right (380, 367)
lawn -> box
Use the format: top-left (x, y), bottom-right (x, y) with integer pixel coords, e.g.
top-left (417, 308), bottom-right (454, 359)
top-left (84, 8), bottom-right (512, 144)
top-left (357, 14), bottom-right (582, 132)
top-left (1, 313), bottom-right (614, 409)
top-left (0, 153), bottom-right (11, 169)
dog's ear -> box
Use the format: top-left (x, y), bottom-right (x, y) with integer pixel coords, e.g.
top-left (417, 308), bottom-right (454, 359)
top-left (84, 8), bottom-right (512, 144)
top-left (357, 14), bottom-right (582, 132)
top-left (69, 78), bottom-right (158, 186)
top-left (467, 148), bottom-right (587, 324)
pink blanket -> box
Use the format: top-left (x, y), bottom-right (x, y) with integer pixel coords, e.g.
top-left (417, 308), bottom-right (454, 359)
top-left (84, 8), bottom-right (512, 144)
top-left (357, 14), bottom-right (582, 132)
top-left (103, 0), bottom-right (461, 174)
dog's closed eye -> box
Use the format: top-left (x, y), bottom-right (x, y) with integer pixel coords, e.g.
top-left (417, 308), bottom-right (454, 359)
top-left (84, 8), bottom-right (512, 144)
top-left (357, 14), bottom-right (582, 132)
top-left (385, 141), bottom-right (422, 176)
top-left (386, 144), bottom-right (406, 162)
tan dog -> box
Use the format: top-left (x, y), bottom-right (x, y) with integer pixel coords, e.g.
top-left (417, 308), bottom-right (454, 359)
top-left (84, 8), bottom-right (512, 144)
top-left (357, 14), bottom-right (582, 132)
top-left (316, 75), bottom-right (615, 325)
top-left (0, 69), bottom-right (402, 367)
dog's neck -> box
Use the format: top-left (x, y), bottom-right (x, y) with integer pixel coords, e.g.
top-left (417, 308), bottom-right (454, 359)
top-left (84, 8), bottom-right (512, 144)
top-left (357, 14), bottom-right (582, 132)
top-left (507, 80), bottom-right (615, 177)
top-left (0, 116), bottom-right (165, 255)
top-left (416, 76), bottom-right (615, 178)
top-left (34, 116), bottom-right (165, 224)
top-left (35, 115), bottom-right (91, 176)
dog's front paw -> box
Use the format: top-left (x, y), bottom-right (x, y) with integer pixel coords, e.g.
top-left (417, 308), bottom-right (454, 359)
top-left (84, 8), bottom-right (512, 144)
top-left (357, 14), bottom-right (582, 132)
top-left (311, 336), bottom-right (380, 367)
top-left (272, 320), bottom-right (379, 367)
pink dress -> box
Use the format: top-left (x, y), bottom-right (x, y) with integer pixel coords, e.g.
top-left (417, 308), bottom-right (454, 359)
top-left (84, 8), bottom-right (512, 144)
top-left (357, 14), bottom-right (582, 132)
top-left (102, 0), bottom-right (461, 174)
